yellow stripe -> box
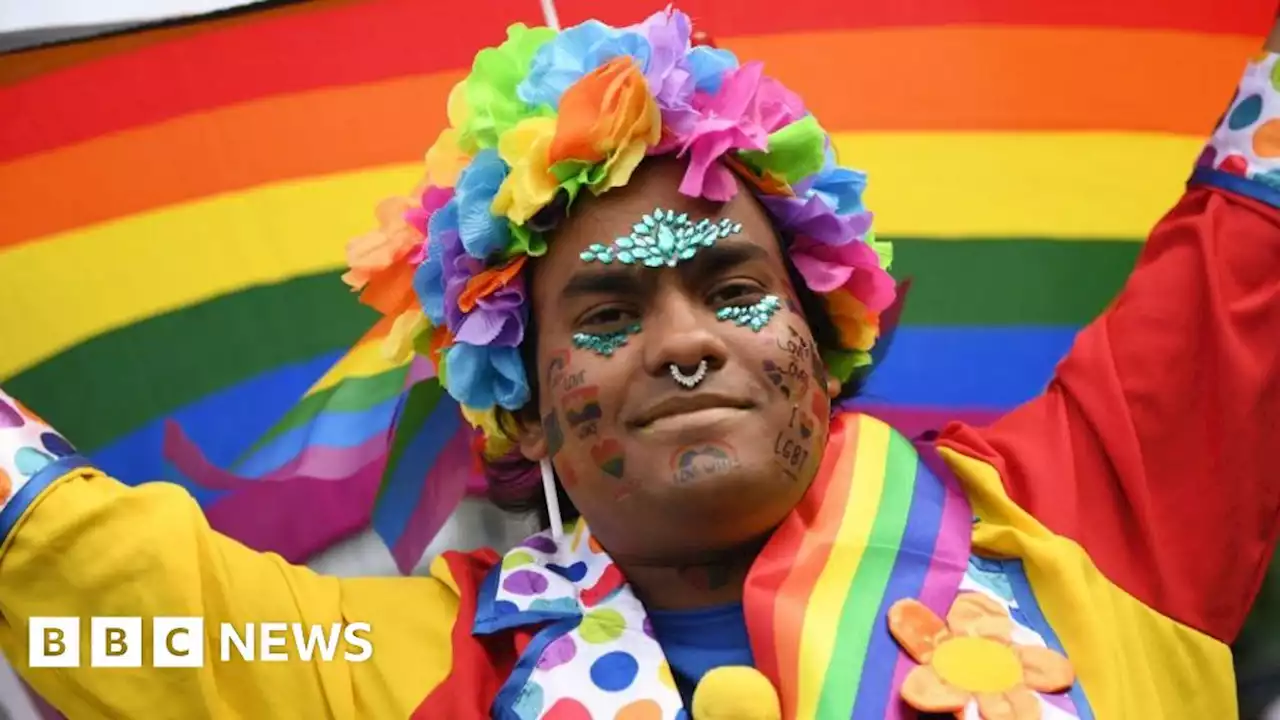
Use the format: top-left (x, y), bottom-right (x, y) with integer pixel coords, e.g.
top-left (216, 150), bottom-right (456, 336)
top-left (1, 132), bottom-right (1202, 379)
top-left (837, 131), bottom-right (1199, 239)
top-left (795, 415), bottom-right (889, 719)
top-left (0, 164), bottom-right (421, 380)
top-left (307, 334), bottom-right (406, 394)
top-left (940, 448), bottom-right (1237, 718)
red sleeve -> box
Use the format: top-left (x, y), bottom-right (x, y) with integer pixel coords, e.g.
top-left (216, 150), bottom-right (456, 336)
top-left (939, 109), bottom-right (1280, 641)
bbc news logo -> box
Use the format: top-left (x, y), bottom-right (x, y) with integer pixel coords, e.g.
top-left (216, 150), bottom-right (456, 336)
top-left (29, 618), bottom-right (372, 668)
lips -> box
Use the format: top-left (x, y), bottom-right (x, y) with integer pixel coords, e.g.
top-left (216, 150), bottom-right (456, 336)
top-left (630, 393), bottom-right (754, 428)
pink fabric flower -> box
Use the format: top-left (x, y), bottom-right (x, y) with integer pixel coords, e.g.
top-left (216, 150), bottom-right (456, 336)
top-left (790, 235), bottom-right (896, 314)
top-left (656, 62), bottom-right (808, 201)
top-left (405, 186), bottom-right (454, 265)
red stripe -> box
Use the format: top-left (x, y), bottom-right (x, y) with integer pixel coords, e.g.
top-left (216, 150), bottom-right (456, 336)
top-left (2, 0), bottom-right (1269, 164)
top-left (556, 0), bottom-right (1274, 39)
top-left (0, 0), bottom-right (540, 162)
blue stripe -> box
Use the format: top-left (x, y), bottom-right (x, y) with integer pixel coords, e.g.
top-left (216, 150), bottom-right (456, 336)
top-left (1003, 559), bottom-right (1097, 720)
top-left (232, 394), bottom-right (401, 477)
top-left (1191, 167), bottom-right (1280, 209)
top-left (0, 454), bottom-right (93, 542)
top-left (851, 438), bottom-right (945, 719)
top-left (88, 353), bottom-right (340, 491)
top-left (863, 327), bottom-right (1077, 408)
top-left (371, 394), bottom-right (463, 548)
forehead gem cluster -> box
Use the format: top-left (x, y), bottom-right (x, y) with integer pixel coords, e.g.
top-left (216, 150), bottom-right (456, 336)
top-left (579, 208), bottom-right (744, 268)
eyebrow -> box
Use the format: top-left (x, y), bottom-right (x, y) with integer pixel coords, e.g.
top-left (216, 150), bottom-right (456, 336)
top-left (681, 240), bottom-right (772, 278)
top-left (562, 265), bottom-right (646, 300)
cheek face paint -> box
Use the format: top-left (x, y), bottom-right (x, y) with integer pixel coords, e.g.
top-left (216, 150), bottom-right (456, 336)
top-left (562, 386), bottom-right (603, 440)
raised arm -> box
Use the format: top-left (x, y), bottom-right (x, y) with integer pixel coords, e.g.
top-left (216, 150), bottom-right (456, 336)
top-left (939, 33), bottom-right (1280, 644)
top-left (0, 388), bottom-right (460, 717)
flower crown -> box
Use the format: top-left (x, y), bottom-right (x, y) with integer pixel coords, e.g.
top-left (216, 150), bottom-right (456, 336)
top-left (343, 8), bottom-right (896, 459)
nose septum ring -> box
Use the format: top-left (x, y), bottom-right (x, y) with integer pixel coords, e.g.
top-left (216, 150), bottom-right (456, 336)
top-left (669, 360), bottom-right (709, 389)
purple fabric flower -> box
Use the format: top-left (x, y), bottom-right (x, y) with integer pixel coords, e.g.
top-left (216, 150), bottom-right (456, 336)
top-left (758, 194), bottom-right (873, 246)
top-left (453, 275), bottom-right (527, 348)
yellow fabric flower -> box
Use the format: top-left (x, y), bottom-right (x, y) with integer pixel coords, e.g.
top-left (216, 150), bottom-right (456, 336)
top-left (491, 116), bottom-right (559, 224)
top-left (423, 83), bottom-right (475, 188)
top-left (382, 309), bottom-right (428, 364)
top-left (460, 405), bottom-right (516, 458)
top-left (824, 289), bottom-right (879, 352)
top-left (548, 56), bottom-right (661, 193)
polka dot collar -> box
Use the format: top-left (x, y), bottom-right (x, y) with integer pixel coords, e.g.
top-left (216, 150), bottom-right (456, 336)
top-left (475, 519), bottom-right (689, 719)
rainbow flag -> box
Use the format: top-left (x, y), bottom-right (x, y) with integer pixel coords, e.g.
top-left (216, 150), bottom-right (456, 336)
top-left (0, 0), bottom-right (1273, 574)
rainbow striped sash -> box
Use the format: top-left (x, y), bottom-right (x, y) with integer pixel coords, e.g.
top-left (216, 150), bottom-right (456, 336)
top-left (745, 412), bottom-right (972, 720)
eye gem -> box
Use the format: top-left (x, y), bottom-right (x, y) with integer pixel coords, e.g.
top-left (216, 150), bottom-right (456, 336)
top-left (579, 207), bottom-right (743, 268)
top-left (572, 323), bottom-right (642, 357)
top-left (716, 295), bottom-right (782, 332)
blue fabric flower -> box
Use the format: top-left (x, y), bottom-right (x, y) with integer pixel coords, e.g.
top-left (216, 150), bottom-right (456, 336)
top-left (414, 198), bottom-right (460, 325)
top-left (794, 147), bottom-right (867, 216)
top-left (517, 21), bottom-right (651, 109)
top-left (687, 46), bottom-right (737, 94)
top-left (455, 149), bottom-right (512, 260)
top-left (443, 343), bottom-right (531, 410)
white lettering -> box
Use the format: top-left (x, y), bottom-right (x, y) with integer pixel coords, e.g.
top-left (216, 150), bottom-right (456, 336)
top-left (220, 623), bottom-right (254, 662)
top-left (343, 622), bottom-right (372, 662)
top-left (291, 623), bottom-right (342, 662)
top-left (258, 622), bottom-right (288, 661)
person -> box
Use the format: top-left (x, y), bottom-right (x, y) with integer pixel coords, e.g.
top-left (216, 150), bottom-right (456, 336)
top-left (1, 8), bottom-right (1278, 720)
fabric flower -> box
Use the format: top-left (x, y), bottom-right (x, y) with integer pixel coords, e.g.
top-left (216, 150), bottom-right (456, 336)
top-left (686, 45), bottom-right (737, 94)
top-left (657, 62), bottom-right (809, 201)
top-left (452, 268), bottom-right (526, 348)
top-left (443, 343), bottom-right (531, 410)
top-left (549, 57), bottom-right (661, 193)
top-left (454, 149), bottom-right (513, 259)
top-left (824, 289), bottom-right (880, 352)
top-left (517, 21), bottom-right (651, 109)
top-left (628, 8), bottom-right (693, 108)
top-left (790, 235), bottom-right (896, 315)
top-left (888, 592), bottom-right (1075, 720)
top-left (759, 193), bottom-right (873, 247)
top-left (343, 196), bottom-right (428, 319)
top-left (460, 24), bottom-right (556, 150)
top-left (492, 116), bottom-right (560, 224)
top-left (794, 146), bottom-right (867, 216)
top-left (415, 197), bottom-right (460, 324)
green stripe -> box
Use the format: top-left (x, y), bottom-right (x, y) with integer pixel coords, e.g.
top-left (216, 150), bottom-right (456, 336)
top-left (892, 237), bottom-right (1140, 325)
top-left (241, 364), bottom-right (409, 455)
top-left (4, 272), bottom-right (376, 451)
top-left (4, 238), bottom-right (1139, 450)
top-left (815, 429), bottom-right (918, 719)
top-left (377, 379), bottom-right (447, 501)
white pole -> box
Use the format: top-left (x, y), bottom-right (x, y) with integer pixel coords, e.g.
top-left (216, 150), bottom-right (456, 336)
top-left (538, 0), bottom-right (560, 30)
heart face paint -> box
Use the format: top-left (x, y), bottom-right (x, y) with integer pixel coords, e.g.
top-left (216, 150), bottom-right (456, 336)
top-left (670, 442), bottom-right (742, 484)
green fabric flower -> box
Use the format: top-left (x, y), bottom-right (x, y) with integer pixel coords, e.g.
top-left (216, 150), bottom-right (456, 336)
top-left (459, 24), bottom-right (557, 151)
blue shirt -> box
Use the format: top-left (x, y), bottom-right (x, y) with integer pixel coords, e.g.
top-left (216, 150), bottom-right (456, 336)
top-left (648, 602), bottom-right (755, 707)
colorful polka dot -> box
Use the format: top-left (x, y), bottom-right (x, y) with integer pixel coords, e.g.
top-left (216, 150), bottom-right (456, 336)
top-left (0, 399), bottom-right (22, 429)
top-left (1228, 94), bottom-right (1264, 130)
top-left (503, 551), bottom-right (536, 569)
top-left (536, 633), bottom-right (578, 671)
top-left (590, 651), bottom-right (639, 692)
top-left (523, 535), bottom-right (558, 554)
top-left (0, 468), bottom-right (11, 505)
top-left (1220, 154), bottom-right (1249, 176)
top-left (493, 599), bottom-right (520, 616)
top-left (588, 534), bottom-right (604, 554)
top-left (543, 698), bottom-right (592, 720)
top-left (40, 432), bottom-right (74, 458)
top-left (512, 681), bottom-right (545, 720)
top-left (547, 561), bottom-right (588, 582)
top-left (14, 448), bottom-right (52, 477)
top-left (1254, 169), bottom-right (1280, 190)
top-left (529, 597), bottom-right (579, 613)
top-left (579, 608), bottom-right (627, 643)
top-left (642, 616), bottom-right (655, 639)
top-left (1254, 118), bottom-right (1280, 158)
top-left (1271, 61), bottom-right (1280, 92)
top-left (615, 699), bottom-right (663, 720)
top-left (503, 569), bottom-right (550, 596)
top-left (657, 661), bottom-right (675, 689)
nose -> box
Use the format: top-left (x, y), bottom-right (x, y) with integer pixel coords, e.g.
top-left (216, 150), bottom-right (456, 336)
top-left (641, 287), bottom-right (729, 380)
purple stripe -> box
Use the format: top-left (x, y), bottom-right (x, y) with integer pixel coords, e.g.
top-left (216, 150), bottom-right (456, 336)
top-left (884, 446), bottom-right (973, 720)
top-left (388, 428), bottom-right (475, 573)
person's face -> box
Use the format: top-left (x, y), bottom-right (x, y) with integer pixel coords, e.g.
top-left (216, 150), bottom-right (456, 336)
top-left (520, 157), bottom-right (839, 562)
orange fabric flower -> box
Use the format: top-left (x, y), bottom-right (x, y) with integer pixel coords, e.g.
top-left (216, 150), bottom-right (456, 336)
top-left (549, 56), bottom-right (661, 193)
top-left (888, 592), bottom-right (1075, 720)
top-left (823, 289), bottom-right (879, 352)
top-left (458, 255), bottom-right (527, 313)
top-left (342, 197), bottom-right (424, 317)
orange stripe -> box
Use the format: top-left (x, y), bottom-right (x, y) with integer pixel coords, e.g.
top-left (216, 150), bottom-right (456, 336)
top-left (772, 415), bottom-right (863, 720)
top-left (725, 26), bottom-right (1253, 135)
top-left (0, 0), bottom-right (364, 87)
top-left (0, 71), bottom-right (459, 250)
top-left (0, 27), bottom-right (1249, 250)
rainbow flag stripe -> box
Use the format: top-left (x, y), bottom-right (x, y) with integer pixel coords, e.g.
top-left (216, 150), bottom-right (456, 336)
top-left (746, 413), bottom-right (971, 719)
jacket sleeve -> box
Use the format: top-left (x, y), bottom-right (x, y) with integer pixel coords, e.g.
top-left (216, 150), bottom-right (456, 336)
top-left (0, 388), bottom-right (460, 719)
top-left (939, 52), bottom-right (1280, 644)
